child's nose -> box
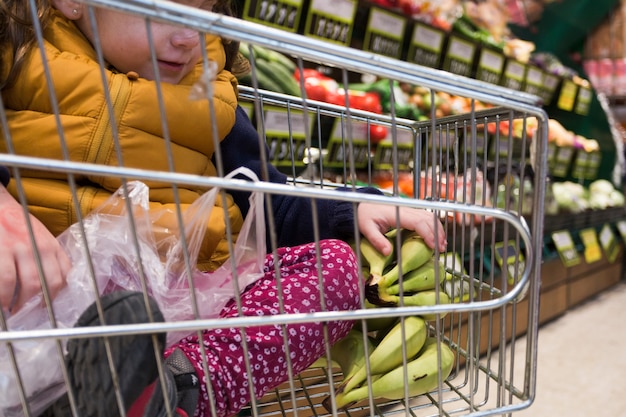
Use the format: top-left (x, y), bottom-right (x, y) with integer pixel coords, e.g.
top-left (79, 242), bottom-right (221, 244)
top-left (170, 28), bottom-right (200, 49)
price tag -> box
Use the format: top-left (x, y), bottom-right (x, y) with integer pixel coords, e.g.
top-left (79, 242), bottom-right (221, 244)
top-left (374, 128), bottom-right (414, 170)
top-left (542, 73), bottom-right (560, 105)
top-left (557, 79), bottom-right (578, 111)
top-left (263, 107), bottom-right (312, 168)
top-left (575, 85), bottom-right (592, 115)
top-left (599, 223), bottom-right (619, 263)
top-left (579, 227), bottom-right (602, 263)
top-left (373, 143), bottom-right (413, 170)
top-left (363, 8), bottom-right (406, 59)
top-left (304, 0), bottom-right (356, 45)
top-left (501, 60), bottom-right (526, 91)
top-left (493, 241), bottom-right (525, 285)
top-left (443, 36), bottom-right (476, 77)
top-left (551, 146), bottom-right (574, 178)
top-left (243, 0), bottom-right (304, 31)
top-left (476, 48), bottom-right (504, 85)
top-left (552, 230), bottom-right (580, 267)
top-left (523, 66), bottom-right (545, 97)
top-left (571, 150), bottom-right (602, 180)
top-left (616, 220), bottom-right (626, 243)
top-left (407, 22), bottom-right (445, 68)
top-left (571, 150), bottom-right (589, 179)
top-left (323, 118), bottom-right (372, 169)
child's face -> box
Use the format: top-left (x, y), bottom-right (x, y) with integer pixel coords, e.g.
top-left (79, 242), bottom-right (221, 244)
top-left (73, 1), bottom-right (215, 84)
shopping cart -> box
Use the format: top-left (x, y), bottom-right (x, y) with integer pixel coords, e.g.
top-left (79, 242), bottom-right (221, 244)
top-left (0, 1), bottom-right (548, 416)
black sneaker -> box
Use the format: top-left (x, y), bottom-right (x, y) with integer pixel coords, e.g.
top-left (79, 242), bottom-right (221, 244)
top-left (137, 348), bottom-right (200, 417)
top-left (65, 290), bottom-right (166, 417)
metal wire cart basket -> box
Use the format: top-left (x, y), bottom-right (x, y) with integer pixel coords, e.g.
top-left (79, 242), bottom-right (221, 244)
top-left (0, 1), bottom-right (548, 416)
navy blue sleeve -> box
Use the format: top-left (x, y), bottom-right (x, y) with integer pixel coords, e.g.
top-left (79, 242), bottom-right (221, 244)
top-left (0, 166), bottom-right (9, 187)
top-left (217, 106), bottom-right (382, 248)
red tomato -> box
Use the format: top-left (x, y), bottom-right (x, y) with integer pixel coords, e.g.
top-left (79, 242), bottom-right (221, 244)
top-left (349, 91), bottom-right (383, 113)
top-left (369, 125), bottom-right (388, 143)
top-left (304, 82), bottom-right (328, 101)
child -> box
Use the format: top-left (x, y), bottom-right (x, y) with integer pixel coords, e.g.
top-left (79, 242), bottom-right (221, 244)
top-left (0, 1), bottom-right (447, 416)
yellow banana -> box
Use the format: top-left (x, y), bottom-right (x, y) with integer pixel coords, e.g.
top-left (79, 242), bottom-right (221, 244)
top-left (331, 337), bottom-right (455, 410)
top-left (328, 329), bottom-right (375, 383)
top-left (385, 259), bottom-right (443, 295)
top-left (366, 231), bottom-right (433, 306)
top-left (360, 235), bottom-right (394, 282)
top-left (384, 290), bottom-right (451, 320)
top-left (339, 316), bottom-right (427, 394)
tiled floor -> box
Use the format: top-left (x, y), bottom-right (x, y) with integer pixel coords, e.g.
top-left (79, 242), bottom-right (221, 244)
top-left (515, 280), bottom-right (626, 416)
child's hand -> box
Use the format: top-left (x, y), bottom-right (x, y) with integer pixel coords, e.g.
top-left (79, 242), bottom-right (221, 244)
top-left (357, 203), bottom-right (447, 256)
top-left (0, 187), bottom-right (71, 314)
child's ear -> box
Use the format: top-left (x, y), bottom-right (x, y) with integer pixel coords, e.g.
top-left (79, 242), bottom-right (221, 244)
top-left (51, 0), bottom-right (84, 20)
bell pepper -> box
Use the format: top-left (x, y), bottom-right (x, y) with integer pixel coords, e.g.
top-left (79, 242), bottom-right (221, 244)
top-left (295, 69), bottom-right (389, 143)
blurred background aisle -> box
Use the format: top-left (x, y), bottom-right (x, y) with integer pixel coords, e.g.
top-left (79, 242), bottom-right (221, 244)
top-left (516, 280), bottom-right (626, 417)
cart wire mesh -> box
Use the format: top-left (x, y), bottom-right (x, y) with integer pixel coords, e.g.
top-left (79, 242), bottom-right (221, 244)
top-left (0, 1), bottom-right (548, 417)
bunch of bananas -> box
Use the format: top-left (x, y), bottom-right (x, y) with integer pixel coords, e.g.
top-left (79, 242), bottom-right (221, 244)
top-left (321, 318), bottom-right (455, 412)
top-left (362, 228), bottom-right (451, 315)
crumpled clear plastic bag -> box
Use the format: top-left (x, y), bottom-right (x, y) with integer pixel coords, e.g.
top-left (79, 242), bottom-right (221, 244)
top-left (0, 167), bottom-right (266, 417)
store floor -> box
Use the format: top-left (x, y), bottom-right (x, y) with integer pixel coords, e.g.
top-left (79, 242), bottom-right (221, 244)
top-left (515, 279), bottom-right (626, 417)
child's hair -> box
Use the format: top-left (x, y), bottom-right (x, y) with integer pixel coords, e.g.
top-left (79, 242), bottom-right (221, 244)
top-left (0, 0), bottom-right (245, 90)
top-left (0, 0), bottom-right (51, 90)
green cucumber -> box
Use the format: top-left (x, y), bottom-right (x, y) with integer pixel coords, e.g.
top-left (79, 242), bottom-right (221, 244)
top-left (256, 59), bottom-right (301, 96)
top-left (265, 49), bottom-right (296, 73)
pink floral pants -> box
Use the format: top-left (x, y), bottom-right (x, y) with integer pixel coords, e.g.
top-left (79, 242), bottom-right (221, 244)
top-left (164, 239), bottom-right (361, 417)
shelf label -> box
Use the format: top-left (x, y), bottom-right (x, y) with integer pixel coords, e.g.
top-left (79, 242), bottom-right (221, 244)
top-left (374, 127), bottom-right (414, 170)
top-left (575, 85), bottom-right (592, 115)
top-left (501, 60), bottom-right (526, 91)
top-left (579, 227), bottom-right (602, 263)
top-left (523, 66), bottom-right (544, 97)
top-left (407, 22), bottom-right (445, 68)
top-left (443, 36), bottom-right (476, 77)
top-left (557, 79), bottom-right (578, 111)
top-left (263, 107), bottom-right (312, 168)
top-left (363, 8), bottom-right (406, 59)
top-left (493, 241), bottom-right (525, 285)
top-left (599, 223), bottom-right (620, 263)
top-left (541, 73), bottom-right (560, 105)
top-left (552, 230), bottom-right (581, 267)
top-left (571, 150), bottom-right (601, 180)
top-left (304, 0), bottom-right (356, 45)
top-left (324, 118), bottom-right (373, 169)
top-left (551, 146), bottom-right (574, 178)
top-left (243, 0), bottom-right (304, 31)
top-left (476, 48), bottom-right (504, 85)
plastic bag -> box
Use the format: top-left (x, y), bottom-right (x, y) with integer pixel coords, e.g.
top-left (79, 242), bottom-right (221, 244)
top-left (0, 167), bottom-right (266, 417)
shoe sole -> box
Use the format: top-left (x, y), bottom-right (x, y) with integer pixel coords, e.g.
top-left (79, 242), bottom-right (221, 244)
top-left (65, 291), bottom-right (165, 417)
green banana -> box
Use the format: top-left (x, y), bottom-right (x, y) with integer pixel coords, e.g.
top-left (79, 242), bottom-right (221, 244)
top-left (385, 258), bottom-right (442, 295)
top-left (383, 290), bottom-right (451, 320)
top-left (329, 329), bottom-right (376, 383)
top-left (339, 316), bottom-right (427, 394)
top-left (330, 337), bottom-right (455, 410)
top-left (360, 235), bottom-right (394, 283)
top-left (366, 230), bottom-right (433, 306)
